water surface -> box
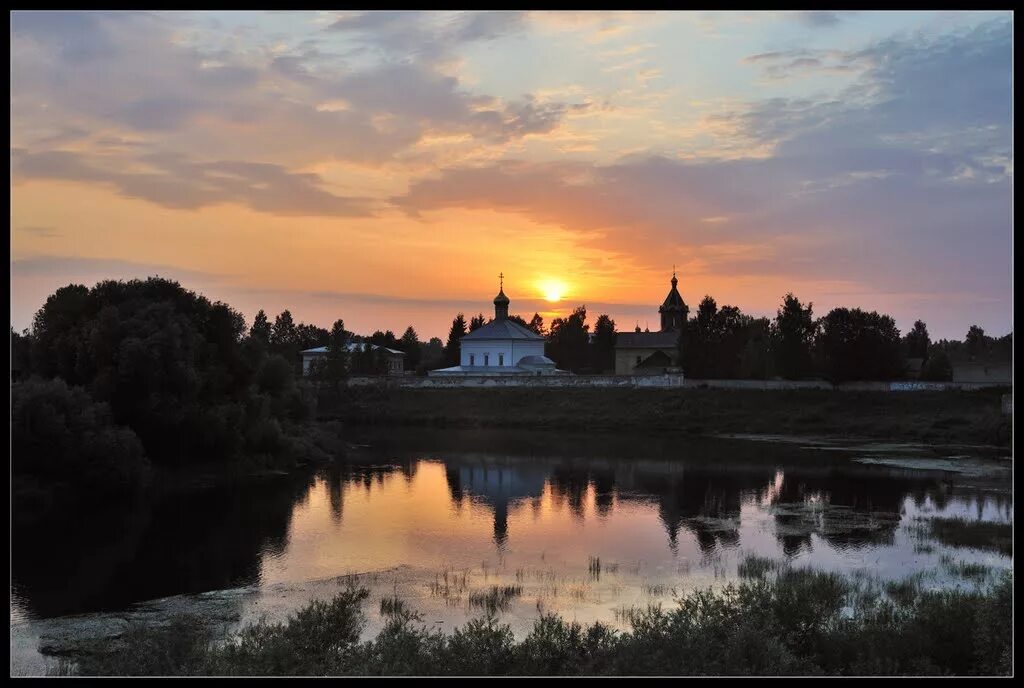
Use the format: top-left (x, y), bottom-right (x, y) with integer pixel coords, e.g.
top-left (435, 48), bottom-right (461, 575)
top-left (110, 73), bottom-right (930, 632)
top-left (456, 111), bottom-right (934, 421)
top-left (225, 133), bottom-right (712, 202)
top-left (11, 427), bottom-right (1013, 667)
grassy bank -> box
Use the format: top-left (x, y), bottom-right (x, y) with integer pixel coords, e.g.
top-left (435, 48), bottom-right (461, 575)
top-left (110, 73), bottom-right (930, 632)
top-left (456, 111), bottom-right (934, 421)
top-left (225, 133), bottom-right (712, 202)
top-left (319, 387), bottom-right (1011, 448)
top-left (58, 564), bottom-right (1012, 676)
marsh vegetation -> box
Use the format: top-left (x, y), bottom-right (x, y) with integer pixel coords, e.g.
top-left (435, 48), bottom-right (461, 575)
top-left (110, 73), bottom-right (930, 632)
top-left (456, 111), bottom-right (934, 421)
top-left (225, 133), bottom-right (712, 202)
top-left (55, 561), bottom-right (1012, 676)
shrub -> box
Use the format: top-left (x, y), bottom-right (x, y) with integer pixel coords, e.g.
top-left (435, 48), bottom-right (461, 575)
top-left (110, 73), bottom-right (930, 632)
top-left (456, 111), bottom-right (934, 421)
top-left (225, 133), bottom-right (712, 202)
top-left (12, 378), bottom-right (150, 495)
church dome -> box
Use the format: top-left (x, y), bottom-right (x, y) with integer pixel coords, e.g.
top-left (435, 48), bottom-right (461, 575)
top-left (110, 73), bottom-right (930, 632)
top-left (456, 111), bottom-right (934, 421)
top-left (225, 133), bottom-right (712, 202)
top-left (493, 288), bottom-right (509, 306)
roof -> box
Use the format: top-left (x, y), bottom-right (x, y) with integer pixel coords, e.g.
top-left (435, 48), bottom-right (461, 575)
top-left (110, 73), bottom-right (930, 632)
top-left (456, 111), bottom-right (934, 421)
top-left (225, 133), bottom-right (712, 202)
top-left (615, 331), bottom-right (679, 348)
top-left (660, 277), bottom-right (686, 311)
top-left (301, 343), bottom-right (405, 356)
top-left (517, 355), bottom-right (555, 367)
top-left (462, 318), bottom-right (543, 341)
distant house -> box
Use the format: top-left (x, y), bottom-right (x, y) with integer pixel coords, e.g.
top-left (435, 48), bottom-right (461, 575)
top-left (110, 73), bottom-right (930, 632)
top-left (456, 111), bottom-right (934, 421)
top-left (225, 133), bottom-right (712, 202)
top-left (300, 342), bottom-right (405, 376)
top-left (613, 273), bottom-right (686, 375)
top-left (951, 361), bottom-right (1012, 385)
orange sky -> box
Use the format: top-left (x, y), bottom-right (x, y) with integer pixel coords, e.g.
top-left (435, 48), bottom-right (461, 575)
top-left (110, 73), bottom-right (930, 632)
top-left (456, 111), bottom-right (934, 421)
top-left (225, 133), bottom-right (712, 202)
top-left (10, 11), bottom-right (1013, 340)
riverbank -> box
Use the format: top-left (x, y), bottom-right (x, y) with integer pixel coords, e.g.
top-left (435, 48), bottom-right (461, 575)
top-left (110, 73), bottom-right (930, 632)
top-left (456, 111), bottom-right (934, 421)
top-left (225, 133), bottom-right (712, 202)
top-left (50, 561), bottom-right (1013, 676)
top-left (319, 387), bottom-right (1012, 448)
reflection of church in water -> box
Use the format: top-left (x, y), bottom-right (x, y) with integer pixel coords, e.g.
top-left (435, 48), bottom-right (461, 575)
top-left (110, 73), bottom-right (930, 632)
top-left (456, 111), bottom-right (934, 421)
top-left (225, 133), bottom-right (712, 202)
top-left (437, 453), bottom-right (956, 555)
top-left (444, 459), bottom-right (550, 547)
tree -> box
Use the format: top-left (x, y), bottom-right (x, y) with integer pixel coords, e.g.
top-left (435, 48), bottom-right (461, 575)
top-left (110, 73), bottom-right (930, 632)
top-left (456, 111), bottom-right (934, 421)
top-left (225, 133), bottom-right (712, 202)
top-left (271, 310), bottom-right (298, 358)
top-left (737, 317), bottom-right (774, 380)
top-left (547, 306), bottom-right (589, 372)
top-left (444, 314), bottom-right (467, 368)
top-left (250, 310), bottom-right (272, 343)
top-left (315, 319), bottom-right (350, 396)
top-left (713, 305), bottom-right (752, 379)
top-left (774, 294), bottom-right (816, 379)
top-left (11, 327), bottom-right (32, 381)
top-left (815, 308), bottom-right (904, 382)
top-left (591, 314), bottom-right (617, 373)
top-left (399, 326), bottom-right (422, 371)
top-left (527, 313), bottom-right (545, 336)
top-left (469, 313), bottom-right (488, 332)
top-left (23, 277), bottom-right (314, 467)
top-left (369, 330), bottom-right (399, 349)
top-left (965, 325), bottom-right (988, 360)
top-left (295, 323), bottom-right (330, 352)
top-left (904, 320), bottom-right (931, 361)
top-left (12, 378), bottom-right (150, 495)
top-left (419, 337), bottom-right (444, 374)
top-left (681, 296), bottom-right (718, 378)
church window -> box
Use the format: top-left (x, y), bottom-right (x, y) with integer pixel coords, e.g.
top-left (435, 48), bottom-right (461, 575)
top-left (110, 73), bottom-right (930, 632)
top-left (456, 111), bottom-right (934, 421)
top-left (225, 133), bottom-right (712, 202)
top-left (484, 354), bottom-right (489, 366)
top-left (499, 353), bottom-right (504, 366)
top-left (470, 354), bottom-right (475, 366)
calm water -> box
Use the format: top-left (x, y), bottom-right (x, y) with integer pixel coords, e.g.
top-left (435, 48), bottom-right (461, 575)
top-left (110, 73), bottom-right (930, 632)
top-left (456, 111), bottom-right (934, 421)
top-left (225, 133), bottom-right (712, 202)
top-left (11, 428), bottom-right (1013, 627)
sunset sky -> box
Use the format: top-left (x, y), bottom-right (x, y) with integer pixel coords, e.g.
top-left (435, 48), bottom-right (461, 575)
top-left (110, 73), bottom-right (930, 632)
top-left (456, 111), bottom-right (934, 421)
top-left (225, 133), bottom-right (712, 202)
top-left (10, 10), bottom-right (1012, 341)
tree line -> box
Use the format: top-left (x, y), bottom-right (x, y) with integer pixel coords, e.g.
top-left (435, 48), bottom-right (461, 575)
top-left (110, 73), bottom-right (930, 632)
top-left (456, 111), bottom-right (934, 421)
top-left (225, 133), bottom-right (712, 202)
top-left (434, 295), bottom-right (1011, 381)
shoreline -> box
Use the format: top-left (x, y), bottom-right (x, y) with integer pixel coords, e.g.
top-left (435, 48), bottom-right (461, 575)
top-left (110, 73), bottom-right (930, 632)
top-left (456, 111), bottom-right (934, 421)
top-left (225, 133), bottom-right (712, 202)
top-left (319, 386), bottom-right (1012, 449)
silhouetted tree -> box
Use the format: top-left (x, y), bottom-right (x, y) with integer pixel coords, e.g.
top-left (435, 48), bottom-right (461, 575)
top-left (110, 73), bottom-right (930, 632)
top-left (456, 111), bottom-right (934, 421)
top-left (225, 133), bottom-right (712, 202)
top-left (816, 308), bottom-right (904, 382)
top-left (469, 313), bottom-right (488, 332)
top-left (271, 310), bottom-right (298, 362)
top-left (527, 313), bottom-right (546, 336)
top-left (444, 314), bottom-right (467, 368)
top-left (737, 317), bottom-right (774, 379)
top-left (682, 296), bottom-right (718, 378)
top-left (399, 326), bottom-right (422, 371)
top-left (250, 310), bottom-right (272, 344)
top-left (905, 320), bottom-right (931, 361)
top-left (965, 325), bottom-right (988, 360)
top-left (12, 378), bottom-right (150, 495)
top-left (547, 306), bottom-right (589, 372)
top-left (419, 337), bottom-right (444, 374)
top-left (24, 278), bottom-right (314, 467)
top-left (774, 293), bottom-right (816, 379)
top-left (591, 314), bottom-right (617, 373)
top-left (314, 319), bottom-right (350, 396)
top-left (369, 330), bottom-right (399, 350)
top-left (295, 323), bottom-right (330, 353)
top-left (11, 327), bottom-right (32, 382)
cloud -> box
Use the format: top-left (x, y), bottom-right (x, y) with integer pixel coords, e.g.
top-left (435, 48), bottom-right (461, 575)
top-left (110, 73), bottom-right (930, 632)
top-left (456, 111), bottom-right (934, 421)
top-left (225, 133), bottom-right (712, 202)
top-left (11, 255), bottom-right (226, 282)
top-left (793, 11), bottom-right (852, 28)
top-left (12, 149), bottom-right (375, 217)
top-left (395, 20), bottom-right (1011, 312)
top-left (328, 11), bottom-right (527, 65)
top-left (17, 226), bottom-right (62, 238)
top-left (10, 9), bottom-right (580, 203)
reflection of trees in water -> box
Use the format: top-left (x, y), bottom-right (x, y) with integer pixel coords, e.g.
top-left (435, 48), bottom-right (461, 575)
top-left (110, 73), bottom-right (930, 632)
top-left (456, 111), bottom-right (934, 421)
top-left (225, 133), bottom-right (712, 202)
top-left (433, 450), bottom-right (956, 557)
top-left (769, 470), bottom-right (949, 555)
top-left (11, 472), bottom-right (316, 619)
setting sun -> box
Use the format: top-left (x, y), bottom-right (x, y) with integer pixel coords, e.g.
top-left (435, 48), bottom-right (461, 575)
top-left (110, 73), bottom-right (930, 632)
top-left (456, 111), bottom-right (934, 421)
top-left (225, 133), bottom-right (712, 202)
top-left (538, 278), bottom-right (568, 303)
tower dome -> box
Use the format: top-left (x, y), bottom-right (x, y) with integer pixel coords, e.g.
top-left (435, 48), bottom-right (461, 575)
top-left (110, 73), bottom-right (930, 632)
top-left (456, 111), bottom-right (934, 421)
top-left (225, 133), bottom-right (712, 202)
top-left (493, 272), bottom-right (509, 320)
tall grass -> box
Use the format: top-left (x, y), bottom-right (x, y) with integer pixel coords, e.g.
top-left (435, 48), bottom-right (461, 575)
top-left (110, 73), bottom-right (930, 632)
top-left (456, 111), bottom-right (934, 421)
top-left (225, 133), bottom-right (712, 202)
top-left (60, 569), bottom-right (1012, 676)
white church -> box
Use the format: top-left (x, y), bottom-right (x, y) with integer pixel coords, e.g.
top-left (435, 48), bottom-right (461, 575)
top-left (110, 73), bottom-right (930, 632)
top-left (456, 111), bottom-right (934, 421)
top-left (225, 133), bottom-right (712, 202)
top-left (429, 277), bottom-right (567, 376)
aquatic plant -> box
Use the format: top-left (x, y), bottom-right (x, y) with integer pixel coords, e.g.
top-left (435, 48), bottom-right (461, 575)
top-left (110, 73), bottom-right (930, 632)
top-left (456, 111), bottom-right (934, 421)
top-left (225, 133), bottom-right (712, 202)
top-left (468, 585), bottom-right (524, 614)
top-left (60, 570), bottom-right (1012, 676)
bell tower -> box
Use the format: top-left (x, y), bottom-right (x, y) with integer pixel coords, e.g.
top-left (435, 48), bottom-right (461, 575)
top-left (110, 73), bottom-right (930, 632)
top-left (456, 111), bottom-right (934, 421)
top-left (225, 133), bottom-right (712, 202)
top-left (658, 268), bottom-right (688, 332)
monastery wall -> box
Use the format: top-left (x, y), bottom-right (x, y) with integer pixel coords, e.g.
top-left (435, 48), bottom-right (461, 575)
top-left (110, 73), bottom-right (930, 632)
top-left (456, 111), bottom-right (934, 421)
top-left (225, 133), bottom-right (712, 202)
top-left (339, 376), bottom-right (1006, 391)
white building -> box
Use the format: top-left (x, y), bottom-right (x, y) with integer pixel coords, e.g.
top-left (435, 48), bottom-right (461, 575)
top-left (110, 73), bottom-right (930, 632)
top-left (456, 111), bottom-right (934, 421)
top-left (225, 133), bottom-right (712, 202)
top-left (301, 342), bottom-right (405, 376)
top-left (429, 279), bottom-right (566, 376)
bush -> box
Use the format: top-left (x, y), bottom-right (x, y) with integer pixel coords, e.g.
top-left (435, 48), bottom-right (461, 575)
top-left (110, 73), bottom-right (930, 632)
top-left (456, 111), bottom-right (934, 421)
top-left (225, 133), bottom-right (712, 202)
top-left (12, 378), bottom-right (150, 496)
top-left (62, 568), bottom-right (1013, 676)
